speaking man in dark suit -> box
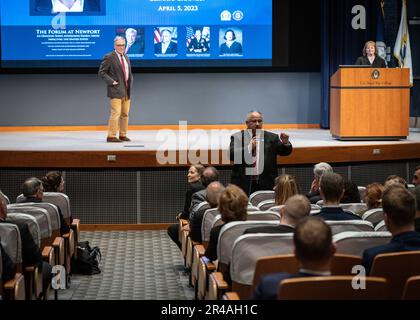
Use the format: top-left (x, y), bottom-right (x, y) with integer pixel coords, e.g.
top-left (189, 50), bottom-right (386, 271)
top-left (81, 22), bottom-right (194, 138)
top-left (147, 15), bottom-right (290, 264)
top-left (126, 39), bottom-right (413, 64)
top-left (99, 36), bottom-right (133, 143)
top-left (230, 111), bottom-right (292, 195)
top-left (362, 185), bottom-right (420, 274)
top-left (34, 0), bottom-right (100, 13)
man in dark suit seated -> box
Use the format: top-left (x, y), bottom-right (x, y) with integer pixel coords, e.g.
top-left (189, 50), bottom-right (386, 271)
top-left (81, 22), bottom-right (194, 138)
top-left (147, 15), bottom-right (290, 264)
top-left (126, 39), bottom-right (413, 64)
top-left (1, 239), bottom-right (15, 282)
top-left (34, 0), bottom-right (100, 14)
top-left (312, 172), bottom-right (361, 221)
top-left (16, 177), bottom-right (70, 235)
top-left (244, 194), bottom-right (311, 235)
top-left (362, 185), bottom-right (420, 274)
top-left (253, 217), bottom-right (335, 300)
top-left (0, 199), bottom-right (52, 291)
top-left (189, 181), bottom-right (225, 243)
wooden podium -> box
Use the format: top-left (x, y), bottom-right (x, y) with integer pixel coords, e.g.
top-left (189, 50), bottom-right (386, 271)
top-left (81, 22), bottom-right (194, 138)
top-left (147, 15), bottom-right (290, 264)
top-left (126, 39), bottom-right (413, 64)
top-left (330, 67), bottom-right (410, 140)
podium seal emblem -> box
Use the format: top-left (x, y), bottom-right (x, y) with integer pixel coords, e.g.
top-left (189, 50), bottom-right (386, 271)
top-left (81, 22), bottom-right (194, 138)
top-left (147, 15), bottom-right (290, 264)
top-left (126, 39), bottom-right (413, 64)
top-left (371, 69), bottom-right (380, 80)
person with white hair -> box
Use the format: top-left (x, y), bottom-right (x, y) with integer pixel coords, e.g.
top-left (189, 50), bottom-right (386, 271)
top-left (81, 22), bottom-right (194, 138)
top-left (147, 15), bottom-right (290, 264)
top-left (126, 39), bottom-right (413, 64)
top-left (306, 162), bottom-right (333, 204)
top-left (125, 28), bottom-right (144, 55)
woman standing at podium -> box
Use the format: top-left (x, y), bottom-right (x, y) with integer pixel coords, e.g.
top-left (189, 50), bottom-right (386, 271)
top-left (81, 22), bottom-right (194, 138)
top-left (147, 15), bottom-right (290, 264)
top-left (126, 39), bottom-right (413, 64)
top-left (355, 41), bottom-right (386, 68)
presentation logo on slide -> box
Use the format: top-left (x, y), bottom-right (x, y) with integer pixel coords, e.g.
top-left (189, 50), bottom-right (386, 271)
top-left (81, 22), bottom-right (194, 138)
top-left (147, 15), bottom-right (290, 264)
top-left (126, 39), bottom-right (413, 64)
top-left (220, 10), bottom-right (231, 21)
top-left (232, 10), bottom-right (244, 21)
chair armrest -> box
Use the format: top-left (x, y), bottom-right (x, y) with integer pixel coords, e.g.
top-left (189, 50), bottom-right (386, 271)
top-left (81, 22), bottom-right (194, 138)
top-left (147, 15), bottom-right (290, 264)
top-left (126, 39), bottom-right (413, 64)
top-left (223, 292), bottom-right (240, 300)
top-left (3, 273), bottom-right (26, 300)
top-left (52, 236), bottom-right (65, 266)
top-left (207, 272), bottom-right (229, 300)
top-left (211, 272), bottom-right (228, 290)
top-left (42, 246), bottom-right (54, 265)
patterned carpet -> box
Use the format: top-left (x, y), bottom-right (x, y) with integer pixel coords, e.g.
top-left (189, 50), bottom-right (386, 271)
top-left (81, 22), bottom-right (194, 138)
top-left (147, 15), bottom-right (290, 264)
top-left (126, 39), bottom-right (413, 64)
top-left (58, 230), bottom-right (194, 300)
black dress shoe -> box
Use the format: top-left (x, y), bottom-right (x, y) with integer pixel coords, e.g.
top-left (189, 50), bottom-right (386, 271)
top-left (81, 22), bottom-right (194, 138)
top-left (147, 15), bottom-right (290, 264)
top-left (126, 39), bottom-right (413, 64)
top-left (119, 136), bottom-right (131, 142)
top-left (107, 137), bottom-right (122, 143)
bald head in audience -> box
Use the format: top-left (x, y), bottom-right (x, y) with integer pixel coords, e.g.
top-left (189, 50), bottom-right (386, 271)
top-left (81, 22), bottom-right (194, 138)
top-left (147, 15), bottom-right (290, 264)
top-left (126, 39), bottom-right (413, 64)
top-left (382, 185), bottom-right (416, 235)
top-left (280, 195), bottom-right (311, 227)
top-left (319, 172), bottom-right (344, 205)
top-left (294, 217), bottom-right (336, 271)
top-left (22, 177), bottom-right (44, 200)
top-left (201, 166), bottom-right (219, 187)
top-left (206, 181), bottom-right (225, 208)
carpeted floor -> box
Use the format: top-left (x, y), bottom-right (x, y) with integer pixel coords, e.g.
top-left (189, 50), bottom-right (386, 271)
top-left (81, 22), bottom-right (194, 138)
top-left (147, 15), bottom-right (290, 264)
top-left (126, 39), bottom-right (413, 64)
top-left (57, 230), bottom-right (194, 300)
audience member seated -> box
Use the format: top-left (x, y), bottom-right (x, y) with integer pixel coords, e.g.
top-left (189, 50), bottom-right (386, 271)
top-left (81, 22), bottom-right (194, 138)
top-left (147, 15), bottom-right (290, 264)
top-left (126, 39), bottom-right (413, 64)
top-left (306, 162), bottom-right (333, 204)
top-left (253, 217), bottom-right (335, 300)
top-left (364, 183), bottom-right (384, 210)
top-left (244, 194), bottom-right (310, 234)
top-left (189, 181), bottom-right (224, 243)
top-left (189, 166), bottom-right (219, 217)
top-left (273, 174), bottom-right (300, 205)
top-left (167, 165), bottom-right (205, 248)
top-left (384, 175), bottom-right (408, 189)
top-left (42, 171), bottom-right (73, 222)
top-left (16, 177), bottom-right (70, 235)
top-left (414, 186), bottom-right (420, 233)
top-left (0, 199), bottom-right (52, 291)
top-left (341, 180), bottom-right (361, 203)
top-left (1, 239), bottom-right (15, 282)
top-left (204, 185), bottom-right (248, 262)
top-left (312, 173), bottom-right (361, 221)
top-left (362, 185), bottom-right (420, 274)
top-left (413, 165), bottom-right (420, 187)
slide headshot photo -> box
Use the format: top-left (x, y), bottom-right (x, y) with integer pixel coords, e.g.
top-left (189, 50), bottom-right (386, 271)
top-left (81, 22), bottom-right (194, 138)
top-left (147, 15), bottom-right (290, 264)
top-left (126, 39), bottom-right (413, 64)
top-left (154, 27), bottom-right (178, 56)
top-left (219, 28), bottom-right (243, 55)
top-left (30, 0), bottom-right (103, 15)
top-left (123, 27), bottom-right (145, 56)
top-left (186, 26), bottom-right (210, 54)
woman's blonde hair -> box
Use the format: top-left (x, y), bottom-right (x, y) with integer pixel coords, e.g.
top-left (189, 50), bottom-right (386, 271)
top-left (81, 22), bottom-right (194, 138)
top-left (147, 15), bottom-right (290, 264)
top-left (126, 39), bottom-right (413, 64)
top-left (362, 41), bottom-right (378, 57)
top-left (274, 174), bottom-right (300, 205)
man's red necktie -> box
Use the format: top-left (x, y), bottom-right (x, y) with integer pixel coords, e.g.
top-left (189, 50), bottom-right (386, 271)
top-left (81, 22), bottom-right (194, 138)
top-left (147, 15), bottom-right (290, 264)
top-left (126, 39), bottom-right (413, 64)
top-left (120, 54), bottom-right (127, 87)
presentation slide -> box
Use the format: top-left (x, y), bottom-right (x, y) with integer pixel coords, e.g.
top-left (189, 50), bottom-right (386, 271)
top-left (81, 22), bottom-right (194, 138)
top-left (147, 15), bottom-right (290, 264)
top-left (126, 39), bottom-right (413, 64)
top-left (0, 0), bottom-right (272, 68)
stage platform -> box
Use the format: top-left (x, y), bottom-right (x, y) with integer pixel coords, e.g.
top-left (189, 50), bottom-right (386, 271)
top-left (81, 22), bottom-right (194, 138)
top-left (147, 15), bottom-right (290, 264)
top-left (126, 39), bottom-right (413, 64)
top-left (1, 128), bottom-right (420, 168)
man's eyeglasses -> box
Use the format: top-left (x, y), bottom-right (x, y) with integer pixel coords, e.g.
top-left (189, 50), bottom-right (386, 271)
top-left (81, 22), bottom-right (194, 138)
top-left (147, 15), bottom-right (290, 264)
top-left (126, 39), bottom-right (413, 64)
top-left (115, 44), bottom-right (125, 47)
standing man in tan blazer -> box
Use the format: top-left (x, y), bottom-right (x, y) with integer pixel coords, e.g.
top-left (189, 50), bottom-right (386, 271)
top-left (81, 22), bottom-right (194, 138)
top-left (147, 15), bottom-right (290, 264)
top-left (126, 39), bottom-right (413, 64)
top-left (99, 36), bottom-right (133, 142)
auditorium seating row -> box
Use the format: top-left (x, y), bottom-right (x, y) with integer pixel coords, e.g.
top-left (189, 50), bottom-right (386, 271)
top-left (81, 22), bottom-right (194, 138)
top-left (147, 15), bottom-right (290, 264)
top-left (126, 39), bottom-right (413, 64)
top-left (0, 192), bottom-right (80, 300)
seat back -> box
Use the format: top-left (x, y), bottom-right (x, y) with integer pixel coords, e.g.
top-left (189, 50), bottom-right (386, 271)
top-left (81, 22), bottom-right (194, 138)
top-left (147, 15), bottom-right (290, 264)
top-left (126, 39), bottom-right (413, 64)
top-left (357, 186), bottom-right (366, 200)
top-left (326, 220), bottom-right (374, 235)
top-left (374, 220), bottom-right (387, 232)
top-left (257, 199), bottom-right (276, 211)
top-left (269, 205), bottom-right (284, 213)
top-left (0, 223), bottom-right (22, 265)
top-left (246, 211), bottom-right (281, 221)
top-left (42, 192), bottom-right (72, 221)
top-left (6, 213), bottom-right (41, 248)
top-left (201, 208), bottom-right (220, 243)
top-left (333, 231), bottom-right (392, 256)
top-left (278, 276), bottom-right (388, 300)
top-left (0, 190), bottom-right (10, 205)
top-left (247, 205), bottom-right (260, 212)
top-left (217, 220), bottom-right (280, 265)
top-left (362, 208), bottom-right (384, 226)
top-left (339, 203), bottom-right (368, 216)
top-left (6, 206), bottom-right (52, 246)
top-left (9, 202), bottom-right (61, 237)
top-left (230, 234), bottom-right (294, 289)
top-left (249, 191), bottom-right (275, 207)
top-left (402, 275), bottom-right (420, 300)
top-left (370, 251), bottom-right (420, 299)
top-left (189, 201), bottom-right (210, 242)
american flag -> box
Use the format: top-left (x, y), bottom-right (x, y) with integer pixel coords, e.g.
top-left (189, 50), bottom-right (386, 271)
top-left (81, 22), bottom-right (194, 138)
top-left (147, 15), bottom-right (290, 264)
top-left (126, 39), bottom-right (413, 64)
top-left (154, 28), bottom-right (161, 44)
top-left (186, 27), bottom-right (194, 47)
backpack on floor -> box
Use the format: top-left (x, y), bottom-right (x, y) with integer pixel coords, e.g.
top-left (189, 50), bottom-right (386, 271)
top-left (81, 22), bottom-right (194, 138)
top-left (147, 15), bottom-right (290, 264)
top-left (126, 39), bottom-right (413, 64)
top-left (71, 241), bottom-right (102, 275)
